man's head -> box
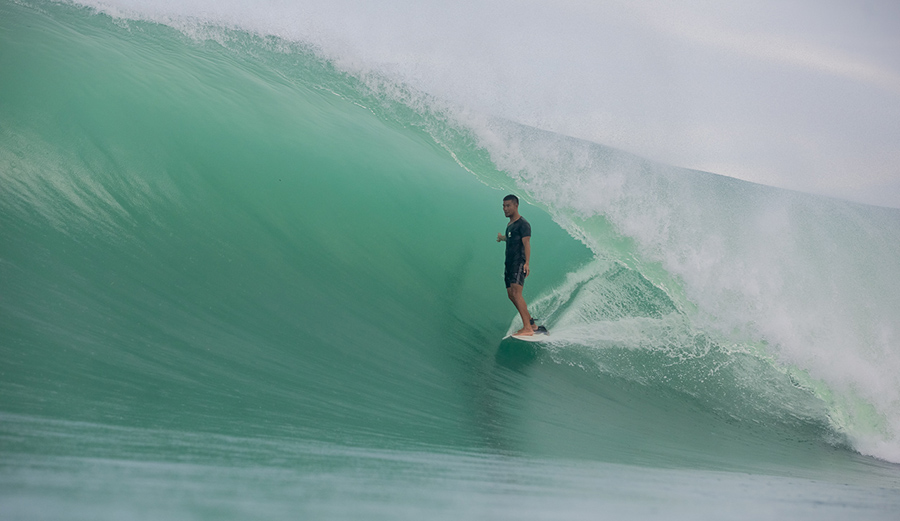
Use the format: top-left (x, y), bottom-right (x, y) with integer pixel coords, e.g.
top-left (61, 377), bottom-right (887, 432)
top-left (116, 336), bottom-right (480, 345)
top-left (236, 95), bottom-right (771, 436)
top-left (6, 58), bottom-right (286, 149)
top-left (503, 194), bottom-right (519, 218)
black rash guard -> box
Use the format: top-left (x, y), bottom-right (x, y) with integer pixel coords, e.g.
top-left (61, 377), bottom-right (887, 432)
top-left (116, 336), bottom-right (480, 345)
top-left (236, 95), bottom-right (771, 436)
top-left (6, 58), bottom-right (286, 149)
top-left (505, 217), bottom-right (531, 267)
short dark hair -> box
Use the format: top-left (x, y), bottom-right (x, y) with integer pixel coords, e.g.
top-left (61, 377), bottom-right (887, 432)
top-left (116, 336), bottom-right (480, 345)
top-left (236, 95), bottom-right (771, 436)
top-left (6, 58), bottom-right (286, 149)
top-left (503, 194), bottom-right (519, 205)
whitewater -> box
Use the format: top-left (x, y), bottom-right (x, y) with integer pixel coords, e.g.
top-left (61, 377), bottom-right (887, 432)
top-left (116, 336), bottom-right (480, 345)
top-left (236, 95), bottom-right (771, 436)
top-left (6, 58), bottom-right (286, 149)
top-left (2, 1), bottom-right (899, 519)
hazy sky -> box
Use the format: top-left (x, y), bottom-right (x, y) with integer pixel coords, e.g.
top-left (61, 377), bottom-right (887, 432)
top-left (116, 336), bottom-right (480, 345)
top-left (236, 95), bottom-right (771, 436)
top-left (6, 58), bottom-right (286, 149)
top-left (80, 0), bottom-right (900, 207)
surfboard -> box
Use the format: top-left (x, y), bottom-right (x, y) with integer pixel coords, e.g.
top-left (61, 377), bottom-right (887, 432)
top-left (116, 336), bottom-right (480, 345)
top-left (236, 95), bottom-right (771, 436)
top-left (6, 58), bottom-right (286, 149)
top-left (503, 329), bottom-right (550, 342)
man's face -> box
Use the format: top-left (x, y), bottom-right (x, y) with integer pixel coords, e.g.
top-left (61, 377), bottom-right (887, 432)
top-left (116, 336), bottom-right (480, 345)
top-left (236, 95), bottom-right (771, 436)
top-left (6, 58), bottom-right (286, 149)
top-left (503, 199), bottom-right (517, 217)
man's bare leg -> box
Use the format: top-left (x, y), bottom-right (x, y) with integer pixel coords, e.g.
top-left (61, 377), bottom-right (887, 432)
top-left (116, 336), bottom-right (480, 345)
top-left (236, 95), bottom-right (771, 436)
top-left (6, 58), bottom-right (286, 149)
top-left (507, 284), bottom-right (536, 335)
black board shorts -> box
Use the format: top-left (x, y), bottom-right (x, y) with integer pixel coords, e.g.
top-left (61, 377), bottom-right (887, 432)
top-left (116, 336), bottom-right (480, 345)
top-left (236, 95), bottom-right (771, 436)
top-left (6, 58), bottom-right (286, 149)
top-left (504, 262), bottom-right (526, 288)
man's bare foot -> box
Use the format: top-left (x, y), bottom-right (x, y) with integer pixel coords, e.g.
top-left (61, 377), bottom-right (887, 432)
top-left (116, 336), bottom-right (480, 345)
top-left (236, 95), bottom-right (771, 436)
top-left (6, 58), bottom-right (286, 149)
top-left (514, 327), bottom-right (534, 336)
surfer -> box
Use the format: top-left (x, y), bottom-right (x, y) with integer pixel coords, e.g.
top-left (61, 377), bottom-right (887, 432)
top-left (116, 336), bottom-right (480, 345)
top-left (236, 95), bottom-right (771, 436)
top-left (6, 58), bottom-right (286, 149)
top-left (497, 194), bottom-right (540, 336)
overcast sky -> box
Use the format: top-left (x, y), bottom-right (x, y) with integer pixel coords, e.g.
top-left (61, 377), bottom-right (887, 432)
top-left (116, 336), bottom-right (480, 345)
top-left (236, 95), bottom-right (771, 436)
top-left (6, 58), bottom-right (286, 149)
top-left (82, 0), bottom-right (900, 207)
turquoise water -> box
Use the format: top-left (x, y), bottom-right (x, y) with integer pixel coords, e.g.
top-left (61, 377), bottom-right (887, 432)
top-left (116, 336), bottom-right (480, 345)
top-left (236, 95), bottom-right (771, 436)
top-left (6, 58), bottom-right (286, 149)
top-left (2, 1), bottom-right (900, 518)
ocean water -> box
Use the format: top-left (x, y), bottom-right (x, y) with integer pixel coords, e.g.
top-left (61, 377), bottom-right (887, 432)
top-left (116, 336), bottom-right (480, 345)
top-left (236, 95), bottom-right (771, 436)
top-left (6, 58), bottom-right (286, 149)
top-left (2, 1), bottom-right (900, 519)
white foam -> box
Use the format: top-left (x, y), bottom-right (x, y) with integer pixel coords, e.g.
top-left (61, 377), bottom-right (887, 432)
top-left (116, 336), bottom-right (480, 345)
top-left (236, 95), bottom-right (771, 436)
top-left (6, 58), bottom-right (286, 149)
top-left (477, 120), bottom-right (900, 461)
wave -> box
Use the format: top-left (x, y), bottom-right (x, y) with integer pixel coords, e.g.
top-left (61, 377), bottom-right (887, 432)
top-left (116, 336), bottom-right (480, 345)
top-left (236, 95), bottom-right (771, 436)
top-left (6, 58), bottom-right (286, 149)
top-left (2, 0), bottom-right (900, 468)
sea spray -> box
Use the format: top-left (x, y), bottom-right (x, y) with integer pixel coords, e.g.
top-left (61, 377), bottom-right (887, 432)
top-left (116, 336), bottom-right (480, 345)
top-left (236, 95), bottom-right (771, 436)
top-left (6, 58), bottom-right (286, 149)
top-left (472, 120), bottom-right (900, 461)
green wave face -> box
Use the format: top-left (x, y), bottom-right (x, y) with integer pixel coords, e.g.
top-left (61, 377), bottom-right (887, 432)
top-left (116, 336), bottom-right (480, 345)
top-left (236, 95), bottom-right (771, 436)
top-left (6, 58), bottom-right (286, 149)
top-left (2, 0), bottom-right (900, 490)
top-left (0, 0), bottom-right (594, 451)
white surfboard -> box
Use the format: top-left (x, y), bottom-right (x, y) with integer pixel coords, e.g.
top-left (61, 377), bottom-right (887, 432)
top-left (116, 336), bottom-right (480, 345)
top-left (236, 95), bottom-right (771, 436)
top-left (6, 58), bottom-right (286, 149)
top-left (503, 330), bottom-right (550, 342)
